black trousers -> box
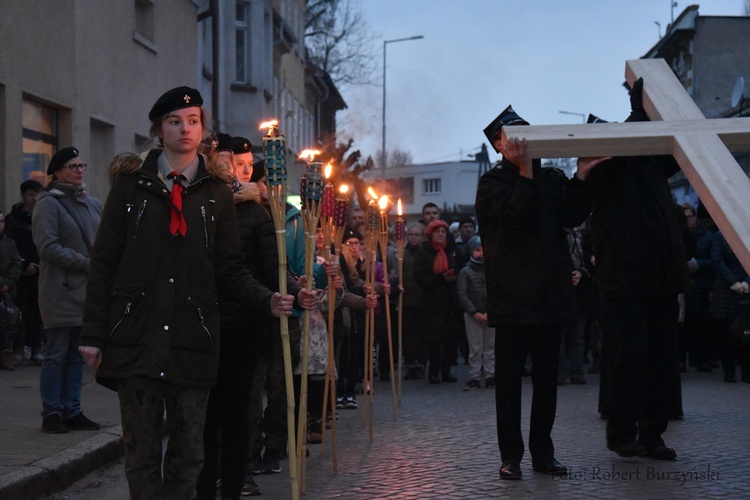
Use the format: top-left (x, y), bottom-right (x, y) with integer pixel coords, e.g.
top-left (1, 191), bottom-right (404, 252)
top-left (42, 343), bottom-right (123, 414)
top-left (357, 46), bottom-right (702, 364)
top-left (336, 311), bottom-right (364, 397)
top-left (196, 328), bottom-right (260, 498)
top-left (495, 323), bottom-right (560, 463)
top-left (402, 306), bottom-right (428, 368)
top-left (602, 296), bottom-right (678, 448)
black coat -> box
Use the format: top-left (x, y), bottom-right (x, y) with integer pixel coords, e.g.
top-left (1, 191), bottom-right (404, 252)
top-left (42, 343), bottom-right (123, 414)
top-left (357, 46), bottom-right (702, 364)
top-left (475, 160), bottom-right (589, 327)
top-left (585, 154), bottom-right (686, 300)
top-left (81, 150), bottom-right (273, 390)
top-left (216, 196), bottom-right (276, 335)
top-left (5, 203), bottom-right (39, 271)
top-left (711, 232), bottom-right (747, 320)
top-left (413, 241), bottom-right (459, 339)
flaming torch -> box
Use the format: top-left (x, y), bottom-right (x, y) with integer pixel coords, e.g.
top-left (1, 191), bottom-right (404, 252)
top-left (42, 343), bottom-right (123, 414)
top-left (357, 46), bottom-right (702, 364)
top-left (395, 199), bottom-right (405, 402)
top-left (362, 188), bottom-right (380, 438)
top-left (259, 119), bottom-right (299, 500)
top-left (319, 163), bottom-right (338, 470)
top-left (296, 148), bottom-right (323, 489)
top-left (377, 195), bottom-right (397, 419)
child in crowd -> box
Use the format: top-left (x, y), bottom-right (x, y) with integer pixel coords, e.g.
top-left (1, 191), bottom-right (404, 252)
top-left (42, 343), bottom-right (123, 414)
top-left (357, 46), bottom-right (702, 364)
top-left (457, 236), bottom-right (495, 390)
top-left (296, 268), bottom-right (376, 443)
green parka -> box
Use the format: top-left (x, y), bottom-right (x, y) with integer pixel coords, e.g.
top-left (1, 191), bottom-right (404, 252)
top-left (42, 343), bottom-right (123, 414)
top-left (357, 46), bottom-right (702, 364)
top-left (80, 149), bottom-right (273, 390)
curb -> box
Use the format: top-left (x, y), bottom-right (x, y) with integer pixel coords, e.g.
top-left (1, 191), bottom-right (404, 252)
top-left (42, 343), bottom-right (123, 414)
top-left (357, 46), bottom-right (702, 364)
top-left (0, 426), bottom-right (124, 500)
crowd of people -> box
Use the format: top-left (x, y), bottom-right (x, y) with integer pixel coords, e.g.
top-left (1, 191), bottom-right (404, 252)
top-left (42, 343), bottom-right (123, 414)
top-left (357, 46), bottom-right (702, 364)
top-left (1, 80), bottom-right (748, 497)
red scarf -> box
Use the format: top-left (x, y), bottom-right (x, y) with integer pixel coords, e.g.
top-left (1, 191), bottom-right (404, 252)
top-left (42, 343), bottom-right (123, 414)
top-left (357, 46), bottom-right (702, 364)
top-left (431, 240), bottom-right (449, 274)
top-left (167, 171), bottom-right (188, 236)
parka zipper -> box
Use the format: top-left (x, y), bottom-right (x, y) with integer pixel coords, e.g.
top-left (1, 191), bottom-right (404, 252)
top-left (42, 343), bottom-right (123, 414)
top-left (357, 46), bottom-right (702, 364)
top-left (110, 302), bottom-right (132, 337)
top-left (200, 205), bottom-right (208, 248)
top-left (134, 200), bottom-right (147, 239)
top-left (196, 307), bottom-right (213, 344)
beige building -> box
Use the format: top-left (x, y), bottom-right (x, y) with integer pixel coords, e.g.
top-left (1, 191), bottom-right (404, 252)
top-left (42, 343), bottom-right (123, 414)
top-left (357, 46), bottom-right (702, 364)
top-left (196, 0), bottom-right (345, 194)
top-left (0, 0), bottom-right (344, 209)
top-left (644, 5), bottom-right (750, 206)
top-left (0, 0), bottom-right (202, 206)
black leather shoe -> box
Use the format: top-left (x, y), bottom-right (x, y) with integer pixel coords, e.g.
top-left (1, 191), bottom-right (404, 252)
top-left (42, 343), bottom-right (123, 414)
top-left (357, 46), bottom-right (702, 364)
top-left (532, 457), bottom-right (567, 475)
top-left (607, 442), bottom-right (647, 457)
top-left (441, 372), bottom-right (458, 383)
top-left (644, 445), bottom-right (677, 460)
top-left (499, 460), bottom-right (522, 480)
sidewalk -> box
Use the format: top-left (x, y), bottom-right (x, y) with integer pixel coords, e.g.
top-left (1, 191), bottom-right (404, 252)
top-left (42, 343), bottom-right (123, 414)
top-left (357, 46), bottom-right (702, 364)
top-left (0, 363), bottom-right (122, 499)
top-left (2, 360), bottom-right (750, 499)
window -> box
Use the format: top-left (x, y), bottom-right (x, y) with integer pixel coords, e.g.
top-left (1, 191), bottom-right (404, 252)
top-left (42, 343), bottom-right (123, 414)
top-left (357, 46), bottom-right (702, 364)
top-left (134, 0), bottom-right (155, 42)
top-left (90, 118), bottom-right (114, 177)
top-left (22, 98), bottom-right (58, 180)
top-left (423, 178), bottom-right (442, 195)
top-left (235, 2), bottom-right (250, 83)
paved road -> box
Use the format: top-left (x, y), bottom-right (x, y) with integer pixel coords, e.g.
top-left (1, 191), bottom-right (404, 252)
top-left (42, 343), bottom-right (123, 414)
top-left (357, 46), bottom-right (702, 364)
top-left (2, 360), bottom-right (749, 499)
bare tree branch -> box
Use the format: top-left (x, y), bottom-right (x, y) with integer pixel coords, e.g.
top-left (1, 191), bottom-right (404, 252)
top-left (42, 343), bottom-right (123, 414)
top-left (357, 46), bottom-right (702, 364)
top-left (305, 0), bottom-right (379, 87)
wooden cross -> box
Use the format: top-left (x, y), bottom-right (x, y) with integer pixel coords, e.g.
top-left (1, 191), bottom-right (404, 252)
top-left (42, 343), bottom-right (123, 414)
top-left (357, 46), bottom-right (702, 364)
top-left (501, 58), bottom-right (750, 273)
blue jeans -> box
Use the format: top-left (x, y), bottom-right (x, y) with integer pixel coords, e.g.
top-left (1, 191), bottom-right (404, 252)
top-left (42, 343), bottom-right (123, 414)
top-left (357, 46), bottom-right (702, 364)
top-left (40, 326), bottom-right (84, 418)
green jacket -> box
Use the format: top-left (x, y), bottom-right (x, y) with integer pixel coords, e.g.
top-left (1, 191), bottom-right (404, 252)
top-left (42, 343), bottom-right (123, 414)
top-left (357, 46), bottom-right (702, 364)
top-left (81, 150), bottom-right (273, 390)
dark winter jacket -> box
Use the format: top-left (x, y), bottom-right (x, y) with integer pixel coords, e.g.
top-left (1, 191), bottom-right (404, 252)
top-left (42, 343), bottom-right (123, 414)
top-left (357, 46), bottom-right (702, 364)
top-left (413, 240), bottom-right (459, 338)
top-left (5, 203), bottom-right (40, 275)
top-left (0, 232), bottom-right (22, 297)
top-left (711, 232), bottom-right (748, 320)
top-left (217, 187), bottom-right (277, 335)
top-left (475, 160), bottom-right (589, 327)
top-left (456, 261), bottom-right (487, 315)
top-left (80, 149), bottom-right (274, 390)
top-left (402, 243), bottom-right (424, 308)
top-left (583, 109), bottom-right (686, 300)
top-left (684, 223), bottom-right (715, 316)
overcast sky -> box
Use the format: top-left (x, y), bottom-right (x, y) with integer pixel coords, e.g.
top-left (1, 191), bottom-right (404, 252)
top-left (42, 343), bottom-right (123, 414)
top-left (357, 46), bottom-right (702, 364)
top-left (337, 0), bottom-right (747, 166)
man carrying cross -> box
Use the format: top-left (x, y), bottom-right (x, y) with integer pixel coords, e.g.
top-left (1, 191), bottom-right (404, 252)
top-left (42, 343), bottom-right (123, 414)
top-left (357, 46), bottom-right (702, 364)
top-left (498, 58), bottom-right (750, 462)
top-left (573, 77), bottom-right (686, 460)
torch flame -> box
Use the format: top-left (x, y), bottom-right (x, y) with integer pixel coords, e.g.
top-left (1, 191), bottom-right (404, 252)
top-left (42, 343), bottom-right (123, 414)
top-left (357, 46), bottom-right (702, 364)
top-left (339, 184), bottom-right (349, 195)
top-left (324, 163), bottom-right (333, 179)
top-left (367, 187), bottom-right (378, 200)
top-left (397, 198), bottom-right (403, 216)
top-left (258, 120), bottom-right (279, 135)
top-left (378, 195), bottom-right (389, 211)
top-left (298, 149), bottom-right (321, 161)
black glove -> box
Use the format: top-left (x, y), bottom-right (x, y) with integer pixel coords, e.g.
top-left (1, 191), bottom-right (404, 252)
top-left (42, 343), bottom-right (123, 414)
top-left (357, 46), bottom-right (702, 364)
top-left (625, 77), bottom-right (648, 122)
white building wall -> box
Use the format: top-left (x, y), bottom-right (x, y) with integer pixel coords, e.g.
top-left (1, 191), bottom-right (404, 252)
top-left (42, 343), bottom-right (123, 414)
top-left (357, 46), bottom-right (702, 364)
top-left (362, 161), bottom-right (482, 218)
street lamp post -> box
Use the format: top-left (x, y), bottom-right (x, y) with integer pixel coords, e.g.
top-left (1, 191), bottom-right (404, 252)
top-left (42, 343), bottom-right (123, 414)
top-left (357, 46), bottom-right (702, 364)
top-left (382, 35), bottom-right (424, 183)
top-left (558, 110), bottom-right (586, 123)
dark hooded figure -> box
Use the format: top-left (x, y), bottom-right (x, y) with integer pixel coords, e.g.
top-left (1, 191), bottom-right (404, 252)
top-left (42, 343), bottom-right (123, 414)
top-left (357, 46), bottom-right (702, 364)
top-left (578, 78), bottom-right (687, 462)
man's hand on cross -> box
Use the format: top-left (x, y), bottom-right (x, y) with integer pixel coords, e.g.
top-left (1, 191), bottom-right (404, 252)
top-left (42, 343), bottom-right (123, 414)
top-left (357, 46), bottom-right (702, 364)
top-left (496, 137), bottom-right (533, 179)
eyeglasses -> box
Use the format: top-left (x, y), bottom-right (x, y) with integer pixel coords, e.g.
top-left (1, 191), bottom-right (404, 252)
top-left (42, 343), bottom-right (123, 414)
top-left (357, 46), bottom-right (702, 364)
top-left (345, 240), bottom-right (361, 246)
top-left (64, 163), bottom-right (88, 172)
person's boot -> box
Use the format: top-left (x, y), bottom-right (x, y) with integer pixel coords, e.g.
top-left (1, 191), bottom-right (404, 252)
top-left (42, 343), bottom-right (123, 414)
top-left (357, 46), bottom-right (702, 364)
top-left (0, 350), bottom-right (16, 371)
top-left (441, 369), bottom-right (457, 383)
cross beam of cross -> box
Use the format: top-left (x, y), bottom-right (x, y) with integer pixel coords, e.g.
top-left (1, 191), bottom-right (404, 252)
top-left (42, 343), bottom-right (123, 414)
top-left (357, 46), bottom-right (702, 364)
top-left (501, 58), bottom-right (750, 273)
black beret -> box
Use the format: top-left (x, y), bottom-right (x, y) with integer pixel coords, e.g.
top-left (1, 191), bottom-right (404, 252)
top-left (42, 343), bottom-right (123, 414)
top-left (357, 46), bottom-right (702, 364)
top-left (47, 147), bottom-right (79, 175)
top-left (148, 86), bottom-right (203, 122)
top-left (215, 133), bottom-right (233, 152)
top-left (483, 105), bottom-right (529, 152)
top-left (250, 160), bottom-right (265, 183)
top-left (587, 114), bottom-right (608, 124)
top-left (342, 225), bottom-right (361, 243)
top-left (231, 136), bottom-right (253, 155)
top-left (458, 215), bottom-right (475, 227)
